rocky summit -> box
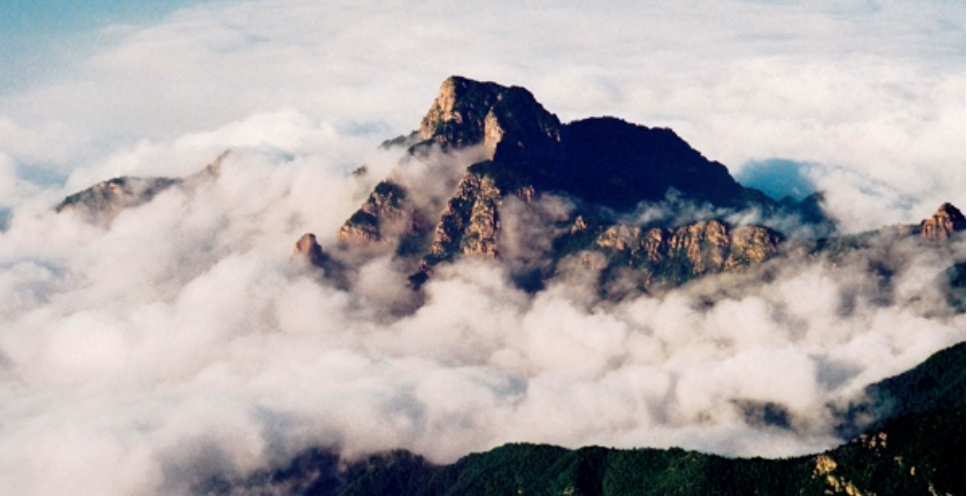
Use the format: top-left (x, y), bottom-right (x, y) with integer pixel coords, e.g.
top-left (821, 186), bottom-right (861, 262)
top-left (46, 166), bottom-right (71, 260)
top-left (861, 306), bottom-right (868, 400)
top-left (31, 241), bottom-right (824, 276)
top-left (921, 202), bottom-right (966, 240)
top-left (335, 76), bottom-right (833, 290)
top-left (409, 76), bottom-right (777, 213)
top-left (323, 76), bottom-right (967, 293)
top-left (418, 76), bottom-right (561, 154)
top-left (54, 151), bottom-right (226, 225)
top-left (52, 77), bottom-right (963, 299)
top-left (56, 176), bottom-right (182, 224)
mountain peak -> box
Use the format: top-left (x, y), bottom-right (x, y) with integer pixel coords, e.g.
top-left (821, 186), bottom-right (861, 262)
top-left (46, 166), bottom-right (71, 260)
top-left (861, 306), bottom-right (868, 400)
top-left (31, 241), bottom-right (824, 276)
top-left (921, 202), bottom-right (966, 240)
top-left (418, 76), bottom-right (560, 153)
top-left (293, 233), bottom-right (326, 266)
top-left (55, 176), bottom-right (182, 224)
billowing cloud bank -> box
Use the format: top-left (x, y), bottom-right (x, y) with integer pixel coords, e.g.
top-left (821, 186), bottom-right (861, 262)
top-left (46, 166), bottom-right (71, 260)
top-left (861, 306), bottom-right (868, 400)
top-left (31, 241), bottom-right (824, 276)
top-left (0, 0), bottom-right (964, 494)
top-left (1, 144), bottom-right (963, 495)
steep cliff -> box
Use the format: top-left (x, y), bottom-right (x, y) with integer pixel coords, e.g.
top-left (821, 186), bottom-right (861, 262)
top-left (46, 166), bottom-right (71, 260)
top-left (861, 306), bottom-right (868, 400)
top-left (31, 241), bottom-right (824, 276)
top-left (55, 151), bottom-right (226, 224)
top-left (417, 75), bottom-right (561, 156)
top-left (341, 76), bottom-right (804, 291)
top-left (56, 176), bottom-right (182, 224)
top-left (337, 181), bottom-right (414, 247)
top-left (920, 202), bottom-right (966, 240)
top-left (410, 76), bottom-right (777, 214)
top-left (589, 219), bottom-right (784, 290)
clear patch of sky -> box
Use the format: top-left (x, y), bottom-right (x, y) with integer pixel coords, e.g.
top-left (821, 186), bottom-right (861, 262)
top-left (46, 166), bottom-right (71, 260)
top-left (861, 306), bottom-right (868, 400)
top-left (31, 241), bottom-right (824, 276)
top-left (0, 0), bottom-right (227, 94)
top-left (734, 158), bottom-right (815, 202)
top-left (15, 161), bottom-right (67, 187)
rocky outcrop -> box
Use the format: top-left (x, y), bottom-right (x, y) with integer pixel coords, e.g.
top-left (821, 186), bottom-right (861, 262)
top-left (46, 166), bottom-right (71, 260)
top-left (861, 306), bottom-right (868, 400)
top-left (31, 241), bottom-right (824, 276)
top-left (414, 77), bottom-right (773, 214)
top-left (292, 233), bottom-right (327, 266)
top-left (337, 181), bottom-right (418, 247)
top-left (56, 151), bottom-right (228, 224)
top-left (920, 203), bottom-right (966, 240)
top-left (56, 176), bottom-right (182, 223)
top-left (418, 76), bottom-right (561, 155)
top-left (420, 172), bottom-right (503, 274)
top-left (592, 219), bottom-right (783, 290)
top-left (291, 232), bottom-right (346, 285)
top-left (342, 76), bottom-right (815, 289)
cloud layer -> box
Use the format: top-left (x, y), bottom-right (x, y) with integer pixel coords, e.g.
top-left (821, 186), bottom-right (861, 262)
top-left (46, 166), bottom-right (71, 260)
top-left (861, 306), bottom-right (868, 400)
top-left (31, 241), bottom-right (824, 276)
top-left (1, 144), bottom-right (963, 495)
top-left (0, 1), bottom-right (964, 494)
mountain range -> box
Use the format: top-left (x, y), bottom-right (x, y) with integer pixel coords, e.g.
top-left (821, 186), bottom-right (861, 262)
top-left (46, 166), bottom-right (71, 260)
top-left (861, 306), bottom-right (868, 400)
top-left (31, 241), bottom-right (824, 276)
top-left (55, 76), bottom-right (965, 495)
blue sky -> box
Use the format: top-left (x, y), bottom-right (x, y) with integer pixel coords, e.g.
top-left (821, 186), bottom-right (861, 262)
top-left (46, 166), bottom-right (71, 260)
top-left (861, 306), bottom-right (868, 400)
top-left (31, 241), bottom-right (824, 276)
top-left (0, 0), bottom-right (219, 92)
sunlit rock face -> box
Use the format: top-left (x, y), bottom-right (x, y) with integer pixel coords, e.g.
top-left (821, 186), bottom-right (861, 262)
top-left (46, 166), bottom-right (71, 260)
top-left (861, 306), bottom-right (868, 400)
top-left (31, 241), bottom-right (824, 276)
top-left (418, 75), bottom-right (561, 155)
top-left (341, 76), bottom-right (805, 290)
top-left (56, 176), bottom-right (183, 224)
top-left (323, 77), bottom-right (965, 294)
top-left (920, 202), bottom-right (966, 240)
top-left (293, 233), bottom-right (326, 266)
top-left (55, 150), bottom-right (226, 225)
top-left (337, 181), bottom-right (414, 247)
top-left (427, 171), bottom-right (502, 262)
top-left (592, 220), bottom-right (784, 290)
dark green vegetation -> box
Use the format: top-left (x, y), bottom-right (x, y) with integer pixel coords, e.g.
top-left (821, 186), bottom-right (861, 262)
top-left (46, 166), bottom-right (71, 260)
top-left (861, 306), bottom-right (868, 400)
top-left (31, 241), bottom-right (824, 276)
top-left (199, 343), bottom-right (966, 496)
top-left (838, 341), bottom-right (966, 437)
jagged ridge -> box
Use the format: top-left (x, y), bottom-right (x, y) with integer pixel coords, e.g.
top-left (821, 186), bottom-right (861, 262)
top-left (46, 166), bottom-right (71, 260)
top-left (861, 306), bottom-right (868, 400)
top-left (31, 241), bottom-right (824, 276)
top-left (330, 77), bottom-right (967, 293)
top-left (336, 76), bottom-right (811, 290)
top-left (54, 151), bottom-right (226, 224)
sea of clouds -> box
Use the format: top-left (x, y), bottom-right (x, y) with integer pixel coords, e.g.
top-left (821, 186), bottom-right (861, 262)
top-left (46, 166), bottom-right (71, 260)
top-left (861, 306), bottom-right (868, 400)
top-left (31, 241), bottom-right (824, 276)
top-left (0, 0), bottom-right (964, 494)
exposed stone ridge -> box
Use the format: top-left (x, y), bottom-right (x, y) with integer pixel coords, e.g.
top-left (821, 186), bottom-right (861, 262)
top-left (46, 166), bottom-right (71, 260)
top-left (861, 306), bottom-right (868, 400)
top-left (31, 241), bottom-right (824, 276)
top-left (337, 181), bottom-right (414, 246)
top-left (920, 202), bottom-right (966, 240)
top-left (333, 76), bottom-right (854, 290)
top-left (594, 219), bottom-right (783, 289)
top-left (56, 176), bottom-right (182, 223)
top-left (423, 171), bottom-right (503, 269)
top-left (292, 233), bottom-right (327, 266)
top-left (291, 232), bottom-right (345, 284)
top-left (56, 151), bottom-right (228, 224)
top-left (418, 76), bottom-right (561, 154)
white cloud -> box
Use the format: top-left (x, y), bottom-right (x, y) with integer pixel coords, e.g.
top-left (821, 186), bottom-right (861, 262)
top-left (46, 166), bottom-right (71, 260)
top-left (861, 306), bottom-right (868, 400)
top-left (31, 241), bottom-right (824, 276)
top-left (0, 145), bottom-right (962, 493)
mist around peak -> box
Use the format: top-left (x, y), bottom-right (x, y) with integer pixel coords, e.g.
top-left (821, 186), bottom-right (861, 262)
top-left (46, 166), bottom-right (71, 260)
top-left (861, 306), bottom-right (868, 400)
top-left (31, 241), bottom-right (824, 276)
top-left (1, 126), bottom-right (962, 493)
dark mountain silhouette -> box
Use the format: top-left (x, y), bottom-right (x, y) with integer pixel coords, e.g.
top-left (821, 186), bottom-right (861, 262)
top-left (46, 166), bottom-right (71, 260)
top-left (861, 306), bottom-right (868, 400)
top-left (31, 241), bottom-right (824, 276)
top-left (332, 76), bottom-right (839, 290)
top-left (408, 76), bottom-right (783, 213)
